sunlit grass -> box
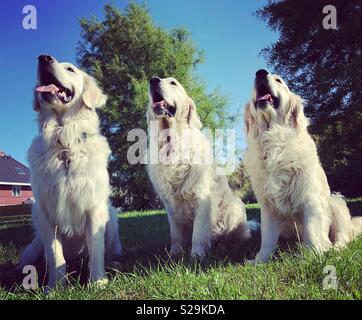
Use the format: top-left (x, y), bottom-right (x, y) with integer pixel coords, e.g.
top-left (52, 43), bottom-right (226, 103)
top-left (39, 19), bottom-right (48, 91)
top-left (0, 200), bottom-right (361, 300)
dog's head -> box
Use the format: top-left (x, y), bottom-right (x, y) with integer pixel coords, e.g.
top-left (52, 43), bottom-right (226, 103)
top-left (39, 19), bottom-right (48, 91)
top-left (246, 69), bottom-right (308, 134)
top-left (34, 54), bottom-right (106, 112)
top-left (147, 77), bottom-right (202, 128)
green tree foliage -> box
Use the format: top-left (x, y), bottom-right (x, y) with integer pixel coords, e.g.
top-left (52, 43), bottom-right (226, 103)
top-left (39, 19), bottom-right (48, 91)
top-left (77, 4), bottom-right (233, 210)
top-left (256, 0), bottom-right (362, 197)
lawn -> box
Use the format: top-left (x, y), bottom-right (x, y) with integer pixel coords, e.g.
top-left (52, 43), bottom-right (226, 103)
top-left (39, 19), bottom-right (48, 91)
top-left (0, 202), bottom-right (361, 300)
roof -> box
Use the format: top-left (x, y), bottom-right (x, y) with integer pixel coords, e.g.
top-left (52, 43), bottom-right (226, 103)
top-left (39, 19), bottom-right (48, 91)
top-left (0, 153), bottom-right (31, 185)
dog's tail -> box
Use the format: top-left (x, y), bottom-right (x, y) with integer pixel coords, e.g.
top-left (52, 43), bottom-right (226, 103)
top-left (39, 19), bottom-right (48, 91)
top-left (330, 193), bottom-right (362, 245)
top-left (225, 213), bottom-right (259, 244)
top-left (231, 206), bottom-right (260, 241)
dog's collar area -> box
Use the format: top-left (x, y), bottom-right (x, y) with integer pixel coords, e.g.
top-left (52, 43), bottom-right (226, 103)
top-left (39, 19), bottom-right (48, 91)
top-left (55, 132), bottom-right (94, 150)
top-left (79, 132), bottom-right (88, 143)
top-left (58, 149), bottom-right (72, 170)
top-left (56, 132), bottom-right (95, 171)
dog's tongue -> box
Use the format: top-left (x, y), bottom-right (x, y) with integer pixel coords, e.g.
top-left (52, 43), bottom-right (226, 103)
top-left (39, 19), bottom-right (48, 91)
top-left (257, 94), bottom-right (273, 102)
top-left (153, 100), bottom-right (167, 108)
top-left (36, 84), bottom-right (59, 94)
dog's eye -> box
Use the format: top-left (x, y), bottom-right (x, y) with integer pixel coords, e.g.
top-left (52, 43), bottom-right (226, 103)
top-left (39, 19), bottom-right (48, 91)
top-left (276, 78), bottom-right (282, 83)
top-left (170, 81), bottom-right (177, 86)
top-left (67, 67), bottom-right (75, 72)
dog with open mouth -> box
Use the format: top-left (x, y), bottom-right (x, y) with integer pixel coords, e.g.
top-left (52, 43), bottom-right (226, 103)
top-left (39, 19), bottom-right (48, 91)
top-left (243, 69), bottom-right (362, 264)
top-left (18, 55), bottom-right (122, 290)
top-left (147, 77), bottom-right (253, 258)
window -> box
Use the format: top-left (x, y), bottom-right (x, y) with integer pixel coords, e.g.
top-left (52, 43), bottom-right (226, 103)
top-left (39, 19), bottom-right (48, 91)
top-left (12, 186), bottom-right (21, 197)
top-left (14, 167), bottom-right (26, 175)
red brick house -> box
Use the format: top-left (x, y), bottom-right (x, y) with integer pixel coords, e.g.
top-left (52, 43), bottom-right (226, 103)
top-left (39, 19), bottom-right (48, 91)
top-left (0, 151), bottom-right (33, 206)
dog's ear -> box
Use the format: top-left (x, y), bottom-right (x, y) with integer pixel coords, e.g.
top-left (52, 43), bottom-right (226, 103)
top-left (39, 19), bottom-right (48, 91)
top-left (187, 98), bottom-right (202, 129)
top-left (33, 89), bottom-right (41, 112)
top-left (82, 75), bottom-right (107, 109)
top-left (244, 102), bottom-right (254, 135)
top-left (289, 93), bottom-right (308, 130)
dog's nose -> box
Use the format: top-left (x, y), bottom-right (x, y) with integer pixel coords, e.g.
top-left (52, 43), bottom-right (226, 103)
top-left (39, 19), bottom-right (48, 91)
top-left (150, 77), bottom-right (161, 86)
top-left (38, 54), bottom-right (54, 64)
top-left (255, 69), bottom-right (269, 79)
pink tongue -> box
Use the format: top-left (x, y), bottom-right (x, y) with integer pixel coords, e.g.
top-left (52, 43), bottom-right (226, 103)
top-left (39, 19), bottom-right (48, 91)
top-left (153, 100), bottom-right (166, 107)
top-left (36, 84), bottom-right (59, 94)
top-left (257, 94), bottom-right (273, 102)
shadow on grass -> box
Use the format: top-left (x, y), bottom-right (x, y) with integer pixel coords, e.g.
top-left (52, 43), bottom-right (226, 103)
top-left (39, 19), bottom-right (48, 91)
top-left (0, 200), bottom-right (361, 291)
top-left (0, 210), bottom-right (263, 291)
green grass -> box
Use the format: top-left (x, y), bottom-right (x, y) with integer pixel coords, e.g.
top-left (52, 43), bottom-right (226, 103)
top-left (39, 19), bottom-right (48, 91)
top-left (0, 201), bottom-right (361, 300)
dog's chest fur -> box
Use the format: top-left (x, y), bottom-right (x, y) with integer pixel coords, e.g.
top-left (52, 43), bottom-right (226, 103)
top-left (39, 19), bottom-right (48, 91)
top-left (28, 109), bottom-right (111, 235)
top-left (246, 126), bottom-right (317, 217)
top-left (149, 163), bottom-right (196, 221)
top-left (148, 125), bottom-right (212, 220)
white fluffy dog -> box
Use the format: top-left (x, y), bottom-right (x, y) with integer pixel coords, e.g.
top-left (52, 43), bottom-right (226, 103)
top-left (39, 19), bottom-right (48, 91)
top-left (18, 55), bottom-right (122, 288)
top-left (244, 69), bottom-right (362, 263)
top-left (147, 77), bottom-right (251, 258)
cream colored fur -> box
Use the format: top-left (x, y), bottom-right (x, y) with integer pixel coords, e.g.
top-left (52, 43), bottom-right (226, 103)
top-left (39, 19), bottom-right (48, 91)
top-left (19, 56), bottom-right (122, 289)
top-left (147, 77), bottom-right (250, 258)
top-left (244, 73), bottom-right (362, 264)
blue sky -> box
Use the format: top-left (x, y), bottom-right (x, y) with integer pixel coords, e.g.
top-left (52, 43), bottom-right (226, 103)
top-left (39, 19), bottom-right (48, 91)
top-left (0, 0), bottom-right (278, 165)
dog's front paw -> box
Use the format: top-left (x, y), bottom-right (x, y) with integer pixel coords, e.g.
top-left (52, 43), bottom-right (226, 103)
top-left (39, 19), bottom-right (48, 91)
top-left (333, 241), bottom-right (346, 250)
top-left (170, 244), bottom-right (183, 256)
top-left (91, 277), bottom-right (109, 289)
top-left (44, 286), bottom-right (54, 297)
top-left (43, 281), bottom-right (66, 297)
top-left (246, 253), bottom-right (269, 265)
top-left (190, 246), bottom-right (207, 259)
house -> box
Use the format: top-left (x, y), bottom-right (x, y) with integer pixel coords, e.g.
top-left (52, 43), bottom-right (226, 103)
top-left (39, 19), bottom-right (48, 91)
top-left (0, 151), bottom-right (33, 206)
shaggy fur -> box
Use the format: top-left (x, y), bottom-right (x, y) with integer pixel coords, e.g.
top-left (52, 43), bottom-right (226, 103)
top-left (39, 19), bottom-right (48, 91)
top-left (244, 70), bottom-right (362, 263)
top-left (147, 77), bottom-right (251, 258)
top-left (18, 55), bottom-right (122, 289)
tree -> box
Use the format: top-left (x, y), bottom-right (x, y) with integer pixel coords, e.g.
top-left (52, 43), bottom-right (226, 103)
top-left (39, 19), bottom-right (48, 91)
top-left (77, 4), bottom-right (233, 210)
top-left (228, 162), bottom-right (256, 204)
top-left (256, 0), bottom-right (362, 197)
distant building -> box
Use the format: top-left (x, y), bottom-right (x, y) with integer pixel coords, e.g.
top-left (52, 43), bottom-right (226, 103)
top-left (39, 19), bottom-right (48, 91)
top-left (0, 151), bottom-right (33, 206)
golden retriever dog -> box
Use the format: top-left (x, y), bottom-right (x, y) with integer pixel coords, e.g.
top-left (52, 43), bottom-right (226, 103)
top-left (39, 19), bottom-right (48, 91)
top-left (19, 55), bottom-right (122, 289)
top-left (147, 77), bottom-right (251, 258)
top-left (244, 69), bottom-right (362, 264)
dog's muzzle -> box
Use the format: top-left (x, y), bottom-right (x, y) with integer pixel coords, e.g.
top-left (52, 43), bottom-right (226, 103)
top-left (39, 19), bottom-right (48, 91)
top-left (254, 69), bottom-right (279, 109)
top-left (36, 54), bottom-right (74, 104)
top-left (149, 77), bottom-right (176, 117)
